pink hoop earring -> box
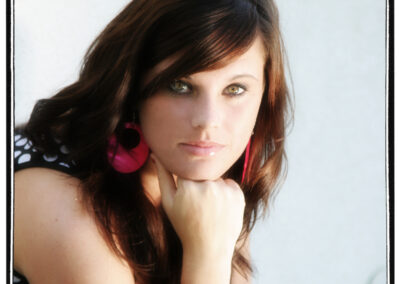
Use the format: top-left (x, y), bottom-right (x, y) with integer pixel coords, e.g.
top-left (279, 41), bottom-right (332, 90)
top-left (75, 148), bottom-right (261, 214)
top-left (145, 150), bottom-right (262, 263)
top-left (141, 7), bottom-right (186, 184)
top-left (107, 122), bottom-right (149, 173)
top-left (241, 139), bottom-right (251, 183)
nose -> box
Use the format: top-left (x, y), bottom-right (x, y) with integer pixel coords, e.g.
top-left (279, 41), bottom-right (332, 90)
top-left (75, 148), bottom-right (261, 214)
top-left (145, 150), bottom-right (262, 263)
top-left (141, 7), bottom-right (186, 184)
top-left (191, 93), bottom-right (222, 130)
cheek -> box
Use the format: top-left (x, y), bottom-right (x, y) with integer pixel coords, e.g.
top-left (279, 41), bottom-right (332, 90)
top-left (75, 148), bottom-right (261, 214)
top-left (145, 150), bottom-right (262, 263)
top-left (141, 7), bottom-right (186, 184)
top-left (227, 97), bottom-right (262, 144)
top-left (139, 97), bottom-right (187, 149)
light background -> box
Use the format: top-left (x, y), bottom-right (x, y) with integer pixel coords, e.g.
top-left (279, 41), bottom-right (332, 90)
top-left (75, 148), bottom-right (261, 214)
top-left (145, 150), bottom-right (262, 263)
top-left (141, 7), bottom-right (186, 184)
top-left (14, 1), bottom-right (387, 283)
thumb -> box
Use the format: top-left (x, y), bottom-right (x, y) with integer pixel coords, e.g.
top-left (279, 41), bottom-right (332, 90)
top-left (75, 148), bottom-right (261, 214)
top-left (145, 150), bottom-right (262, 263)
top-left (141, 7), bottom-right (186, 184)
top-left (151, 154), bottom-right (176, 211)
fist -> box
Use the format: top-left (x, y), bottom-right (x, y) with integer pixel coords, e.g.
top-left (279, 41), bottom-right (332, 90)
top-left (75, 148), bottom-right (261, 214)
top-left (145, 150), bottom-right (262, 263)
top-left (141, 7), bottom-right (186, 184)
top-left (152, 154), bottom-right (245, 258)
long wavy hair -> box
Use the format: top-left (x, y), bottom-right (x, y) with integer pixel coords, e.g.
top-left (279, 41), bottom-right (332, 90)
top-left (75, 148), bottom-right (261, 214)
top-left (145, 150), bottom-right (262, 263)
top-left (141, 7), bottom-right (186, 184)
top-left (24, 0), bottom-right (291, 282)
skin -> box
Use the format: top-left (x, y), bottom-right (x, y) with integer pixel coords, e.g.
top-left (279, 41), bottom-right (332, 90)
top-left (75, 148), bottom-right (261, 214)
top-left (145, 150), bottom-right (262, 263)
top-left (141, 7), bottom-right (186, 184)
top-left (139, 35), bottom-right (266, 202)
top-left (14, 167), bottom-right (251, 284)
top-left (14, 169), bottom-right (135, 284)
top-left (13, 36), bottom-right (266, 284)
top-left (139, 36), bottom-right (267, 283)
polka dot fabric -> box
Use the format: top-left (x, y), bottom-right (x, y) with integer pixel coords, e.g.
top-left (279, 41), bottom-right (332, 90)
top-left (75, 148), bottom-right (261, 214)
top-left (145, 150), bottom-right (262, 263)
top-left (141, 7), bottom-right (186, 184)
top-left (14, 130), bottom-right (77, 284)
top-left (13, 271), bottom-right (28, 284)
top-left (14, 130), bottom-right (76, 175)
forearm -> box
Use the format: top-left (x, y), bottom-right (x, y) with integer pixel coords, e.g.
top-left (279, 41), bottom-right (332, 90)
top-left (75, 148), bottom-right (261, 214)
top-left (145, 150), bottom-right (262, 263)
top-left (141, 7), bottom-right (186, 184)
top-left (181, 250), bottom-right (233, 284)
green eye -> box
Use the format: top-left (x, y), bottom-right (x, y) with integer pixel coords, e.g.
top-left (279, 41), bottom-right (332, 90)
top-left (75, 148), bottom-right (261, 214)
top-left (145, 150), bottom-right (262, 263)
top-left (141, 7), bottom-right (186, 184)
top-left (225, 84), bottom-right (246, 96)
top-left (169, 80), bottom-right (191, 94)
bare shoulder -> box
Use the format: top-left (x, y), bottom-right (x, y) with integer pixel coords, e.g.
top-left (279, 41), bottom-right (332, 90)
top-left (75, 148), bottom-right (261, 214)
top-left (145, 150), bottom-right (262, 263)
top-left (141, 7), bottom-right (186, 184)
top-left (14, 168), bottom-right (135, 284)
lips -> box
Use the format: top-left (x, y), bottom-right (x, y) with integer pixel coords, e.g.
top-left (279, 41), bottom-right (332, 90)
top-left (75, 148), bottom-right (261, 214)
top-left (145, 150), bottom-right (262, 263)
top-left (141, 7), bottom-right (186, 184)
top-left (179, 141), bottom-right (225, 156)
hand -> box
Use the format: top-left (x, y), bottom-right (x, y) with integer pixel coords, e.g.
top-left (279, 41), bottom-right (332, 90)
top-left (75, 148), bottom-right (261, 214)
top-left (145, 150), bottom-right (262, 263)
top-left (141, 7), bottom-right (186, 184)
top-left (151, 154), bottom-right (245, 259)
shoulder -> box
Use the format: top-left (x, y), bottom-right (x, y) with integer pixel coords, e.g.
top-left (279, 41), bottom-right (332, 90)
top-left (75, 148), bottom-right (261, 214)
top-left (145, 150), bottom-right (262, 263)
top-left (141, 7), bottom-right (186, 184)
top-left (14, 168), bottom-right (135, 284)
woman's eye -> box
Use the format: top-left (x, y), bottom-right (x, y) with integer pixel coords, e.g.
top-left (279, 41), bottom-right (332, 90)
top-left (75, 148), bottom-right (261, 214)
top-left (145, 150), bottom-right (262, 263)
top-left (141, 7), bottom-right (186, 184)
top-left (169, 80), bottom-right (191, 94)
top-left (224, 84), bottom-right (246, 96)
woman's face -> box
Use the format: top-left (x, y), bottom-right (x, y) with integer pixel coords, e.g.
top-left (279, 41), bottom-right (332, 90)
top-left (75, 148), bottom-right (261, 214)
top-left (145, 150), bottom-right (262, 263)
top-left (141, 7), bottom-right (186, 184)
top-left (139, 36), bottom-right (266, 180)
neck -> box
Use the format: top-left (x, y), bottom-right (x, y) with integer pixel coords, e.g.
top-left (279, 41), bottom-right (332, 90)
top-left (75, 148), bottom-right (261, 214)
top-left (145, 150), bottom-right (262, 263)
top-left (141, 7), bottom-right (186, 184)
top-left (139, 158), bottom-right (162, 206)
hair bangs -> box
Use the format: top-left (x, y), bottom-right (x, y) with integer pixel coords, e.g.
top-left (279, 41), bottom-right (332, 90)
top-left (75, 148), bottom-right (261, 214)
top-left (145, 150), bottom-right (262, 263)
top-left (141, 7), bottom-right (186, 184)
top-left (139, 0), bottom-right (260, 97)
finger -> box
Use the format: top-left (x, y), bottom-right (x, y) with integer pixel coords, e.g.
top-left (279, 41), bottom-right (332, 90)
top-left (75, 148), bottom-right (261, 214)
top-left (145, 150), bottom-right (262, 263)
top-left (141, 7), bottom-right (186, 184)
top-left (151, 154), bottom-right (176, 210)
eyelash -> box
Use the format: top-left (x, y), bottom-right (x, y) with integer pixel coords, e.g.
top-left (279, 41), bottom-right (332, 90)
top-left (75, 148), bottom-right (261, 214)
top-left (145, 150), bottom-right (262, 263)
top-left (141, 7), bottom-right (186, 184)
top-left (168, 80), bottom-right (247, 97)
top-left (223, 84), bottom-right (247, 96)
top-left (168, 80), bottom-right (192, 94)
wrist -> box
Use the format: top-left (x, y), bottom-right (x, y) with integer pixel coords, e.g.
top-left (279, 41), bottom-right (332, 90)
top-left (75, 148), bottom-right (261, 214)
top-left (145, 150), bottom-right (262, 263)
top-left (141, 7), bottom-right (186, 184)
top-left (182, 241), bottom-right (235, 260)
top-left (181, 250), bottom-right (233, 284)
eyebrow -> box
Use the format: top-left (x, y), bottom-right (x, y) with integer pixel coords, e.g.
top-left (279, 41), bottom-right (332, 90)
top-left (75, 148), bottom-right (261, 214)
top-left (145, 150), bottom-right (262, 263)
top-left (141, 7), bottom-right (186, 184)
top-left (229, 74), bottom-right (259, 82)
top-left (184, 74), bottom-right (259, 82)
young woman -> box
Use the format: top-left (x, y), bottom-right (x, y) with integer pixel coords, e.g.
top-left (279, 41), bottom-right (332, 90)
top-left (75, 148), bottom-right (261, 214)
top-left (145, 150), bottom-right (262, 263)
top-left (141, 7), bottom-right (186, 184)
top-left (14, 0), bottom-right (290, 283)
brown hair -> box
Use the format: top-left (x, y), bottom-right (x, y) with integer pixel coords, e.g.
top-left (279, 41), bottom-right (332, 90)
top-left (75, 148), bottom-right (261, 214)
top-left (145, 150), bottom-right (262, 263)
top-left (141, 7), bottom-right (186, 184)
top-left (25, 0), bottom-right (291, 282)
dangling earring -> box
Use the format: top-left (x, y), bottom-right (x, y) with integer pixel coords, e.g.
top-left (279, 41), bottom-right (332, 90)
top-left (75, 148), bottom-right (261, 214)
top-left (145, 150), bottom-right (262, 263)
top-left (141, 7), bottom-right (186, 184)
top-left (107, 122), bottom-right (149, 173)
top-left (241, 138), bottom-right (252, 184)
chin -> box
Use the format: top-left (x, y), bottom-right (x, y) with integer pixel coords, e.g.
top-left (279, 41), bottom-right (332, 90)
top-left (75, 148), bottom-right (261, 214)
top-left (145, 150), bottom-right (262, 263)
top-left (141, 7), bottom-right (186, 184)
top-left (172, 165), bottom-right (226, 181)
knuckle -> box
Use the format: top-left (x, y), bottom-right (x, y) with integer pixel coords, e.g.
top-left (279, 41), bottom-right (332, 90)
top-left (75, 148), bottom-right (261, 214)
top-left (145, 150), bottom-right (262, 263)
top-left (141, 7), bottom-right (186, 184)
top-left (202, 180), bottom-right (215, 192)
top-left (178, 179), bottom-right (191, 189)
top-left (224, 178), bottom-right (241, 191)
